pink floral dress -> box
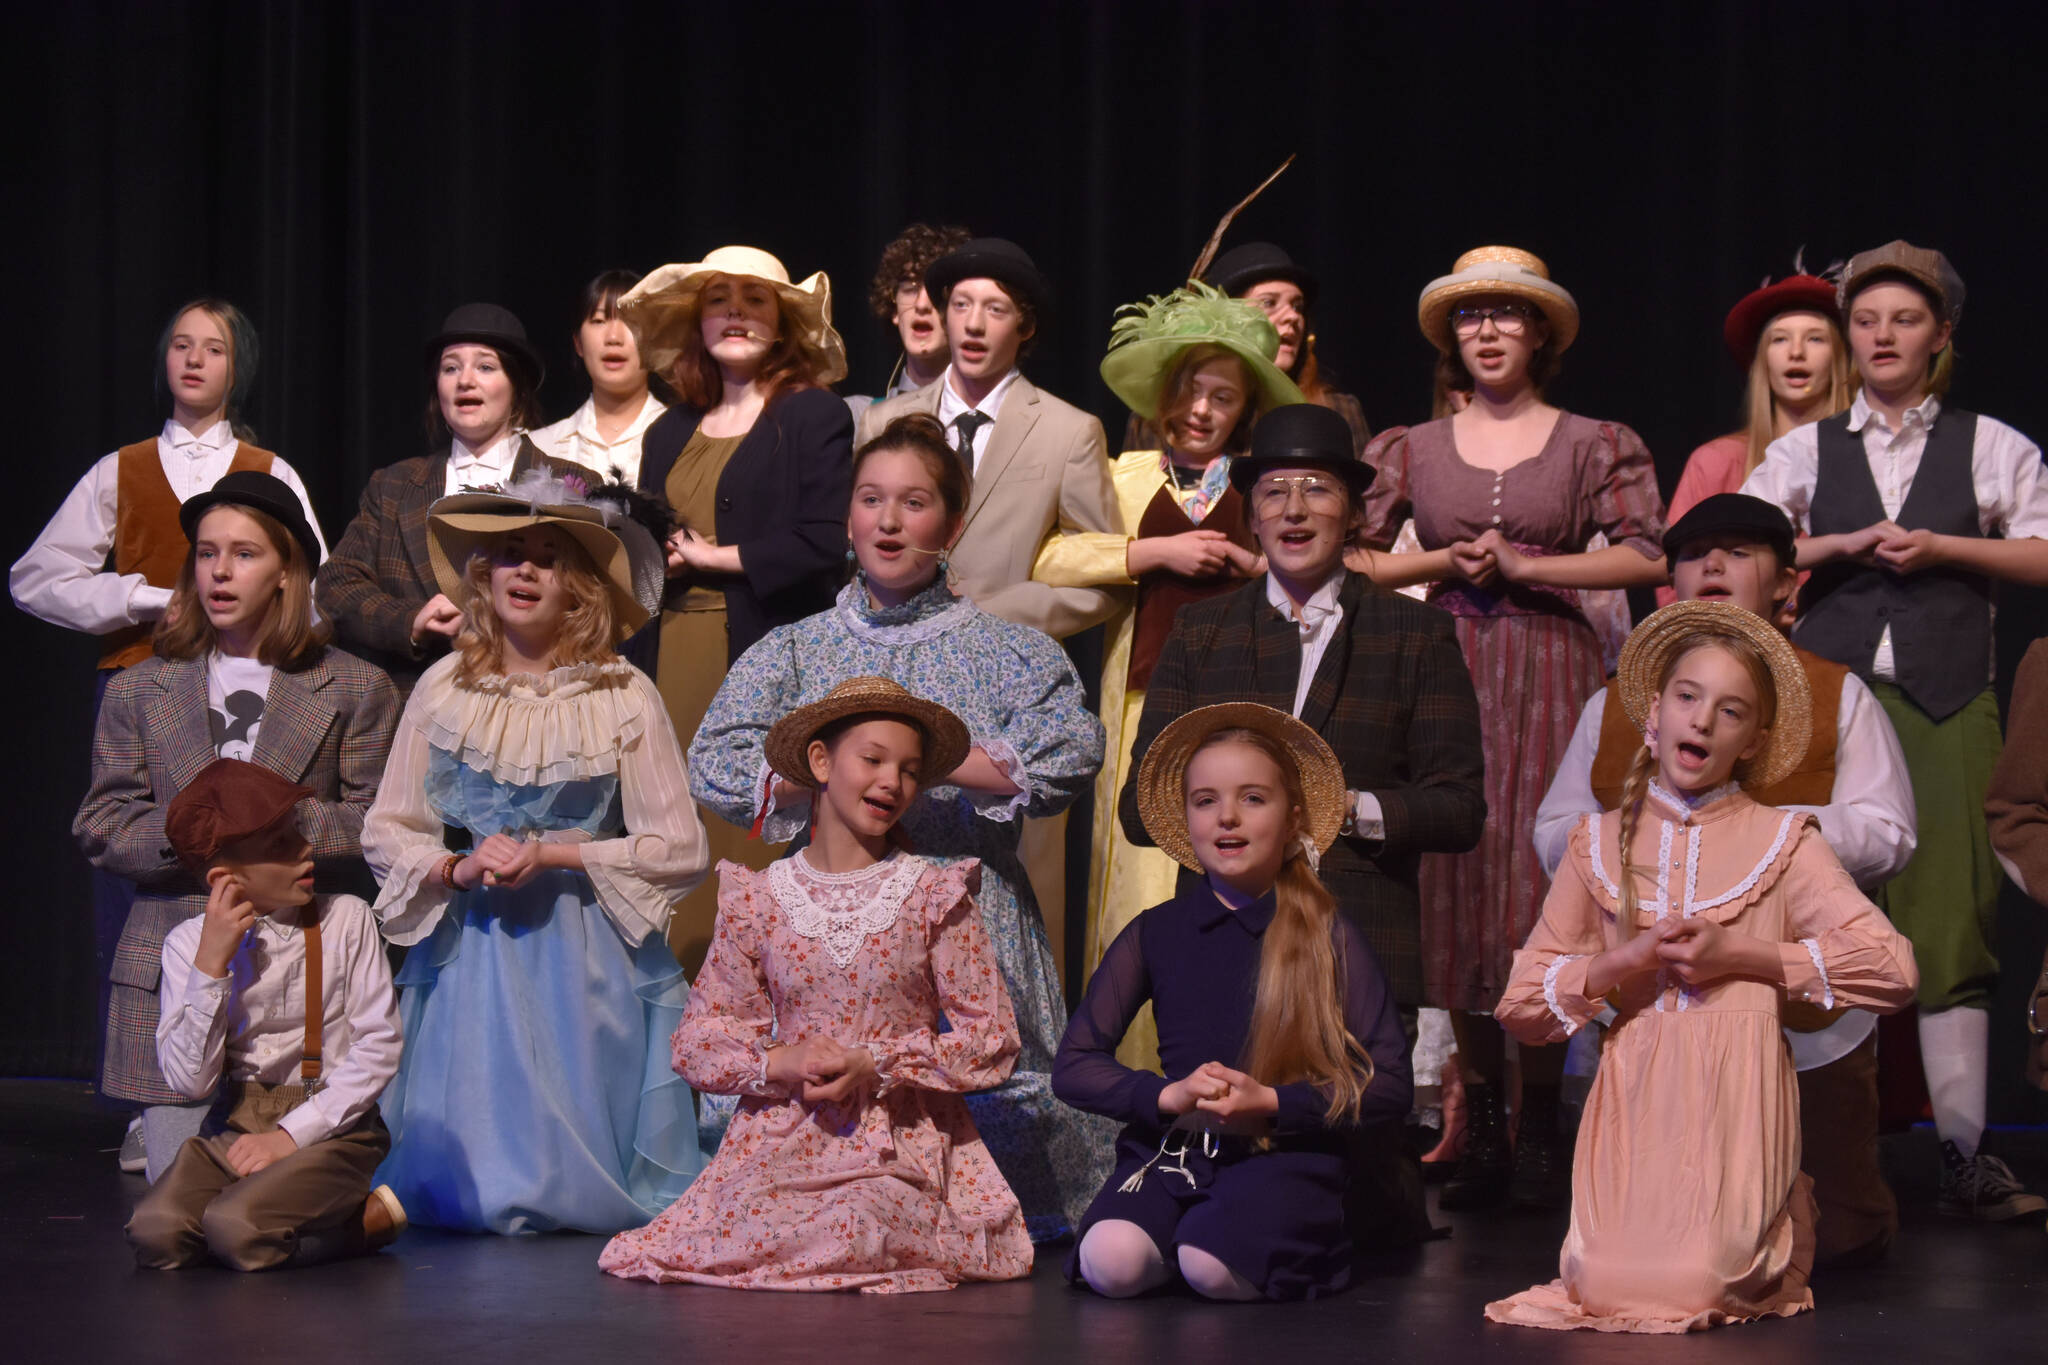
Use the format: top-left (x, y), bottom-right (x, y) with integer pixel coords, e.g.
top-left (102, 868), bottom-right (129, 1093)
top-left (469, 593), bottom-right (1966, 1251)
top-left (599, 854), bottom-right (1034, 1292)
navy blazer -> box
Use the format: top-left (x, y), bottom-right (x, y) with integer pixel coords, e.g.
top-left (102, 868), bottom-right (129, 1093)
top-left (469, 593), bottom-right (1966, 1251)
top-left (633, 387), bottom-right (853, 667)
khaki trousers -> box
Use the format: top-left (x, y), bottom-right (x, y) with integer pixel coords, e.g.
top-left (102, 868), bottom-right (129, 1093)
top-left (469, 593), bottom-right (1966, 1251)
top-left (127, 1083), bottom-right (390, 1271)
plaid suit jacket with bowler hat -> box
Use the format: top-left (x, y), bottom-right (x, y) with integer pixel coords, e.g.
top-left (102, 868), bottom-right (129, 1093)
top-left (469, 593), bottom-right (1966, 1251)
top-left (1117, 571), bottom-right (1487, 1007)
top-left (74, 648), bottom-right (400, 1104)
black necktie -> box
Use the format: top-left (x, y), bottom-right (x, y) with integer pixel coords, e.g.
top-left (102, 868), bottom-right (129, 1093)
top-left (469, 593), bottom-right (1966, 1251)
top-left (952, 411), bottom-right (991, 468)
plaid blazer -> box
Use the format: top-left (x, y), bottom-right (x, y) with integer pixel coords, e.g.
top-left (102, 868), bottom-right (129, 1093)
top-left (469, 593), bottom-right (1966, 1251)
top-left (74, 648), bottom-right (400, 1103)
top-left (1117, 572), bottom-right (1486, 1006)
top-left (313, 438), bottom-right (583, 691)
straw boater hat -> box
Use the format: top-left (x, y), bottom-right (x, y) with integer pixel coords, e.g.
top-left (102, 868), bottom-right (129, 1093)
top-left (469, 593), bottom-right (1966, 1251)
top-left (763, 676), bottom-right (972, 791)
top-left (427, 471), bottom-right (666, 642)
top-left (1135, 702), bottom-right (1349, 872)
top-left (1416, 246), bottom-right (1580, 355)
top-left (1099, 282), bottom-right (1306, 422)
top-left (1615, 600), bottom-right (1812, 791)
top-left (619, 246), bottom-right (848, 386)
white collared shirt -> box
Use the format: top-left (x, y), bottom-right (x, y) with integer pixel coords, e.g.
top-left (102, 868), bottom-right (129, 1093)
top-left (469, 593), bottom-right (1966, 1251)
top-left (529, 393), bottom-right (667, 487)
top-left (155, 893), bottom-right (402, 1150)
top-left (1266, 569), bottom-right (1385, 837)
top-left (444, 430), bottom-right (527, 495)
top-left (10, 420), bottom-right (328, 634)
top-left (934, 365), bottom-right (1023, 474)
top-left (1740, 390), bottom-right (2048, 679)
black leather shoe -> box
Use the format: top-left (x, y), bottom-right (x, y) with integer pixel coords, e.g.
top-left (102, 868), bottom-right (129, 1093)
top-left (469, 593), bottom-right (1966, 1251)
top-left (1438, 1082), bottom-right (1511, 1211)
top-left (1509, 1088), bottom-right (1572, 1210)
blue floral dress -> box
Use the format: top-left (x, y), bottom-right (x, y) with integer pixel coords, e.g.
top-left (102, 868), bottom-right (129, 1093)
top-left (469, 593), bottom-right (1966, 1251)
top-left (362, 656), bottom-right (711, 1234)
top-left (689, 576), bottom-right (1114, 1239)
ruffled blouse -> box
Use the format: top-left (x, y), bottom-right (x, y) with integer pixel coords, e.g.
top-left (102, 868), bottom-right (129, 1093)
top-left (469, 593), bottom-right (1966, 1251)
top-left (362, 653), bottom-right (708, 947)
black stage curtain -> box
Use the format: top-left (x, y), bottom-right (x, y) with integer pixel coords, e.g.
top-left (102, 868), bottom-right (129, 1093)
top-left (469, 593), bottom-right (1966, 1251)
top-left (6, 2), bottom-right (2046, 1118)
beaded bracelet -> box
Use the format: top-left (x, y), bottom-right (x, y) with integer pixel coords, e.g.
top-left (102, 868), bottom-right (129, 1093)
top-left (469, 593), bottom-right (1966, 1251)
top-left (438, 852), bottom-right (463, 889)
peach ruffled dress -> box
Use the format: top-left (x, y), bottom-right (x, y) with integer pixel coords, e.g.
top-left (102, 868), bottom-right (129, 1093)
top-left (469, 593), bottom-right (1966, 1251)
top-left (599, 855), bottom-right (1034, 1293)
top-left (1487, 782), bottom-right (1917, 1333)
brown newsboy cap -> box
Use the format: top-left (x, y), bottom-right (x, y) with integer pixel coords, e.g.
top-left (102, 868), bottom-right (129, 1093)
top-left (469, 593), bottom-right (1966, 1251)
top-left (165, 758), bottom-right (313, 872)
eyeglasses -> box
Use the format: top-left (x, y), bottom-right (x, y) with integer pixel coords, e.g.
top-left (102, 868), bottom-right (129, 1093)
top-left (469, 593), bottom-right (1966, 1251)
top-left (1450, 305), bottom-right (1534, 338)
top-left (1250, 475), bottom-right (1347, 517)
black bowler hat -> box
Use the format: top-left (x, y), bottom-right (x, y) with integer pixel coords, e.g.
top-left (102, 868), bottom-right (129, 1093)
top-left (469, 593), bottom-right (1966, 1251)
top-left (1663, 493), bottom-right (1796, 566)
top-left (424, 302), bottom-right (545, 390)
top-left (1205, 242), bottom-right (1318, 310)
top-left (1228, 403), bottom-right (1375, 498)
top-left (179, 471), bottom-right (323, 564)
top-left (924, 238), bottom-right (1051, 319)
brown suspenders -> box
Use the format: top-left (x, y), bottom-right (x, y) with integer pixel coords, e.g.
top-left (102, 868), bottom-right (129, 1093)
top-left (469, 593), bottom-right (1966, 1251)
top-left (300, 921), bottom-right (322, 1095)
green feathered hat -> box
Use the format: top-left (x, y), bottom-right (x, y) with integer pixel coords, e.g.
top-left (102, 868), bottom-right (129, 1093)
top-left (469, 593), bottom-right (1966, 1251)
top-left (1099, 281), bottom-right (1305, 423)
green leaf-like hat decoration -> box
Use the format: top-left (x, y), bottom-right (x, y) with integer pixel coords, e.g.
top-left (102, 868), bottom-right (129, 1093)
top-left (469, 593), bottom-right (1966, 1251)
top-left (1100, 281), bottom-right (1306, 422)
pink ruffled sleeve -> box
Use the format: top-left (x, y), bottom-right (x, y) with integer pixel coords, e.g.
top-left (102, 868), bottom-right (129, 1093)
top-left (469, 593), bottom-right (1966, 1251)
top-left (670, 861), bottom-right (796, 1099)
top-left (1774, 825), bottom-right (1919, 1013)
top-left (1496, 816), bottom-right (1613, 1043)
top-left (867, 859), bottom-right (1021, 1094)
top-left (1357, 426), bottom-right (1416, 551)
top-left (1584, 421), bottom-right (1666, 560)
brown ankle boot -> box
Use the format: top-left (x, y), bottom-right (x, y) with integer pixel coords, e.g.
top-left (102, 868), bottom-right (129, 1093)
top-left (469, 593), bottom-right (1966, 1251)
top-left (362, 1184), bottom-right (407, 1251)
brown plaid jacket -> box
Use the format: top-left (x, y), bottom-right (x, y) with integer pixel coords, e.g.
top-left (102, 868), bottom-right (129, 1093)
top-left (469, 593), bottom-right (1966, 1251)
top-left (1117, 572), bottom-right (1486, 1006)
top-left (73, 649), bottom-right (400, 1103)
top-left (313, 439), bottom-right (583, 691)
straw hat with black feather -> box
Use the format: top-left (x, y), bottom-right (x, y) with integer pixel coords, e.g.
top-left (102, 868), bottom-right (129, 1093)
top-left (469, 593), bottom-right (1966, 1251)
top-left (1615, 600), bottom-right (1812, 791)
top-left (1135, 702), bottom-right (1349, 872)
top-left (763, 677), bottom-right (971, 791)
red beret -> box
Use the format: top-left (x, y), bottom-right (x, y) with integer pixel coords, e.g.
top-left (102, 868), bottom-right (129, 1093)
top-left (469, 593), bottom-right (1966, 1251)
top-left (164, 759), bottom-right (313, 872)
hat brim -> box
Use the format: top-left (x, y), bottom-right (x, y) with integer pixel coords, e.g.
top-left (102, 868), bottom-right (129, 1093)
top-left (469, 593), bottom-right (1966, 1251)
top-left (1417, 271), bottom-right (1580, 354)
top-left (1722, 278), bottom-right (1839, 364)
top-left (1099, 336), bottom-right (1307, 423)
top-left (1135, 703), bottom-right (1348, 873)
top-left (178, 484), bottom-right (322, 565)
top-left (1212, 263), bottom-right (1318, 309)
top-left (425, 332), bottom-right (545, 390)
top-left (427, 500), bottom-right (650, 640)
top-left (1614, 600), bottom-right (1812, 791)
top-left (619, 263), bottom-right (848, 387)
top-left (762, 680), bottom-right (972, 791)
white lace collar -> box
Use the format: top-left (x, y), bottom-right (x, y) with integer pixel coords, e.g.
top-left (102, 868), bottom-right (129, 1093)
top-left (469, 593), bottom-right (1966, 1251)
top-left (768, 850), bottom-right (928, 968)
top-left (1646, 778), bottom-right (1743, 821)
top-left (833, 579), bottom-right (977, 645)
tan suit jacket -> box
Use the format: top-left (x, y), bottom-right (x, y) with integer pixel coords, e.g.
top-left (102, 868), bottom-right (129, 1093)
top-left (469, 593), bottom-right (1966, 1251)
top-left (859, 373), bottom-right (1122, 640)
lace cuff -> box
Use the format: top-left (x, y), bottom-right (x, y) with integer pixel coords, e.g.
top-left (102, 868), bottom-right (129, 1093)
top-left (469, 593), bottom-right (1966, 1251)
top-left (1799, 938), bottom-right (1835, 1010)
top-left (965, 735), bottom-right (1034, 822)
top-left (756, 755), bottom-right (811, 844)
top-left (1543, 955), bottom-right (1588, 1034)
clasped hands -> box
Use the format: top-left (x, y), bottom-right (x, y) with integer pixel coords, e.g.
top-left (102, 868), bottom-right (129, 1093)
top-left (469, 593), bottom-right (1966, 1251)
top-left (1157, 1060), bottom-right (1279, 1133)
top-left (1597, 915), bottom-right (1778, 992)
top-left (1448, 529), bottom-right (1527, 588)
top-left (451, 832), bottom-right (580, 891)
top-left (767, 1035), bottom-right (877, 1105)
top-left (1833, 520), bottom-right (1945, 574)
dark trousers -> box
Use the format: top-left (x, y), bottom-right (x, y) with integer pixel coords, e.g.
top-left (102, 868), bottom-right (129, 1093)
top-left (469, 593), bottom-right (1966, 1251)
top-left (127, 1084), bottom-right (390, 1271)
top-left (1799, 1034), bottom-right (1897, 1266)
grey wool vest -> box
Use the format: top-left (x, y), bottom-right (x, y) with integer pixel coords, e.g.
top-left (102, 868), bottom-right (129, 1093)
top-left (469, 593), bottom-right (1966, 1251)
top-left (1794, 407), bottom-right (1991, 720)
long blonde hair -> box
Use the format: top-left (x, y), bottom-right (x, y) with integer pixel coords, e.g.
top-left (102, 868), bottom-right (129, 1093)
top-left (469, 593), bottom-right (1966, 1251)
top-left (1614, 632), bottom-right (1779, 937)
top-left (154, 503), bottom-right (327, 668)
top-left (1740, 310), bottom-right (1853, 477)
top-left (450, 530), bottom-right (618, 683)
top-left (1191, 727), bottom-right (1372, 1121)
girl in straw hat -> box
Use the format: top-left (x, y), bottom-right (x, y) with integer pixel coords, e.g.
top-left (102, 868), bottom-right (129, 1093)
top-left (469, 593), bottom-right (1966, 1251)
top-left (361, 473), bottom-right (710, 1234)
top-left (1486, 601), bottom-right (1915, 1334)
top-left (1054, 703), bottom-right (1412, 1302)
top-left (1356, 246), bottom-right (1667, 1212)
top-left (618, 247), bottom-right (855, 975)
top-left (1033, 283), bottom-right (1291, 1066)
top-left (601, 677), bottom-right (1033, 1292)
top-left (688, 414), bottom-right (1111, 1241)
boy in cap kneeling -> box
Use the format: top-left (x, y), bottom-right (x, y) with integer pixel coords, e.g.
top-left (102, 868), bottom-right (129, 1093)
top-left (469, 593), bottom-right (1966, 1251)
top-left (127, 758), bottom-right (404, 1270)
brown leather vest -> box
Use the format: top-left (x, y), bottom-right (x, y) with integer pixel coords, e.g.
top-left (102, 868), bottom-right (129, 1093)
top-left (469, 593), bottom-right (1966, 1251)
top-left (1128, 481), bottom-right (1256, 692)
top-left (1588, 646), bottom-right (1847, 810)
top-left (101, 438), bottom-right (275, 669)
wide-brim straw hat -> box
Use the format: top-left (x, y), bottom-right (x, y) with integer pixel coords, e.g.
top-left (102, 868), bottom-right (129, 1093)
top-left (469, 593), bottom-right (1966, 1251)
top-left (1416, 245), bottom-right (1580, 354)
top-left (619, 246), bottom-right (848, 386)
top-left (1100, 282), bottom-right (1307, 422)
top-left (1135, 702), bottom-right (1348, 873)
top-left (427, 472), bottom-right (665, 642)
top-left (1615, 600), bottom-right (1812, 791)
top-left (763, 676), bottom-right (972, 791)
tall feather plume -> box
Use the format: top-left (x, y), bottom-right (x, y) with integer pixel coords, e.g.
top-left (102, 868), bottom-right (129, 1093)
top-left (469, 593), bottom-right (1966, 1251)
top-left (1187, 154), bottom-right (1297, 285)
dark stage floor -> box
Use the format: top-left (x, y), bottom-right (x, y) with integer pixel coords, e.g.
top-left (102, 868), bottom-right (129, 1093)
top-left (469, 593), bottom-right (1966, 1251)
top-left (5, 1079), bottom-right (2043, 1365)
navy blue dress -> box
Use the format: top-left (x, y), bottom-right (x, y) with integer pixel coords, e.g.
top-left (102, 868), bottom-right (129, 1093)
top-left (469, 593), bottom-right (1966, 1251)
top-left (1052, 883), bottom-right (1413, 1299)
